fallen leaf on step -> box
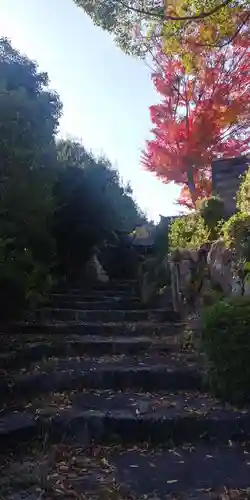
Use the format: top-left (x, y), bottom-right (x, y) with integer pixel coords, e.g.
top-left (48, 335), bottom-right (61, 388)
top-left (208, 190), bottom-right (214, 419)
top-left (167, 479), bottom-right (178, 484)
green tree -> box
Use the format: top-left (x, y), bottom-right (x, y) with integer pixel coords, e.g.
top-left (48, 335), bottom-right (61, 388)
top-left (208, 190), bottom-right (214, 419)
top-left (237, 166), bottom-right (250, 214)
top-left (0, 38), bottom-right (62, 318)
top-left (53, 140), bottom-right (145, 281)
top-left (74, 0), bottom-right (250, 64)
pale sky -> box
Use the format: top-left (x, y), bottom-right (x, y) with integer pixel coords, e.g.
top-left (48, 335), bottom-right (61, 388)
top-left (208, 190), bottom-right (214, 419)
top-left (0, 0), bottom-right (182, 222)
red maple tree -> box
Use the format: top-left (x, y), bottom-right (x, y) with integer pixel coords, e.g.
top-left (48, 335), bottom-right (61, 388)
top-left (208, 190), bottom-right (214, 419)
top-left (142, 36), bottom-right (250, 208)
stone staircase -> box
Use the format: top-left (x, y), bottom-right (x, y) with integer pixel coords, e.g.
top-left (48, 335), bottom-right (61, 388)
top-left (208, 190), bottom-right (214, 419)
top-left (0, 280), bottom-right (250, 499)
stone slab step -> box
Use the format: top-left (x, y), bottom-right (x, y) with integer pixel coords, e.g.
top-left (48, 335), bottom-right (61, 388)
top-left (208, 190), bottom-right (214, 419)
top-left (0, 334), bottom-right (184, 370)
top-left (4, 320), bottom-right (185, 336)
top-left (0, 352), bottom-right (201, 401)
top-left (1, 441), bottom-right (250, 499)
top-left (46, 296), bottom-right (173, 310)
top-left (1, 389), bottom-right (250, 446)
top-left (45, 297), bottom-right (147, 310)
top-left (70, 282), bottom-right (139, 292)
top-left (67, 285), bottom-right (139, 296)
top-left (53, 290), bottom-right (140, 301)
top-left (36, 307), bottom-right (180, 323)
top-left (55, 280), bottom-right (139, 293)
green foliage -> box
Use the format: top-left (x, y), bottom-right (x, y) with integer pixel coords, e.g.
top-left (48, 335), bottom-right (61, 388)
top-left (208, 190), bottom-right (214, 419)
top-left (97, 231), bottom-right (140, 281)
top-left (0, 239), bottom-right (54, 320)
top-left (0, 38), bottom-right (145, 318)
top-left (139, 254), bottom-right (171, 305)
top-left (137, 218), bottom-right (171, 305)
top-left (200, 296), bottom-right (250, 403)
top-left (198, 196), bottom-right (225, 231)
top-left (169, 213), bottom-right (211, 250)
top-left (201, 287), bottom-right (225, 307)
top-left (153, 218), bottom-right (170, 258)
top-left (0, 38), bottom-right (61, 320)
top-left (53, 140), bottom-right (145, 281)
top-left (221, 212), bottom-right (250, 260)
top-left (74, 0), bottom-right (249, 67)
top-left (237, 166), bottom-right (250, 214)
top-left (74, 0), bottom-right (162, 57)
top-left (0, 38), bottom-right (62, 170)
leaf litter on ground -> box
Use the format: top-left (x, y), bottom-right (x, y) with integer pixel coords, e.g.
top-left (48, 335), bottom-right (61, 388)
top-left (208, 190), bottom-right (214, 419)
top-left (2, 441), bottom-right (250, 500)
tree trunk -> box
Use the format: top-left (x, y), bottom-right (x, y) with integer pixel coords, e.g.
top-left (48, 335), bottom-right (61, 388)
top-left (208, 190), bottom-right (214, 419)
top-left (187, 167), bottom-right (197, 207)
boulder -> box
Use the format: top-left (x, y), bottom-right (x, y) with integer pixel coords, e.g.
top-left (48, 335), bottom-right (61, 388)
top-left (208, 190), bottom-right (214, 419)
top-left (170, 246), bottom-right (209, 313)
top-left (85, 254), bottom-right (109, 283)
top-left (207, 239), bottom-right (233, 295)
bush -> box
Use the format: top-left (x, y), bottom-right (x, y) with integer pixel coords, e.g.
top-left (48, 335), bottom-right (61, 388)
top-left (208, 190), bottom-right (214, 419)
top-left (200, 296), bottom-right (250, 403)
top-left (201, 287), bottom-right (225, 307)
top-left (169, 213), bottom-right (210, 250)
top-left (221, 211), bottom-right (250, 260)
top-left (198, 196), bottom-right (225, 232)
top-left (0, 240), bottom-right (54, 322)
top-left (139, 255), bottom-right (171, 305)
top-left (237, 166), bottom-right (250, 213)
top-left (0, 267), bottom-right (27, 322)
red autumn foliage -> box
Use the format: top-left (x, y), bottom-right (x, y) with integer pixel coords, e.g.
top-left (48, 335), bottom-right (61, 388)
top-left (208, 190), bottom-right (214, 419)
top-left (177, 177), bottom-right (212, 210)
top-left (142, 37), bottom-right (250, 208)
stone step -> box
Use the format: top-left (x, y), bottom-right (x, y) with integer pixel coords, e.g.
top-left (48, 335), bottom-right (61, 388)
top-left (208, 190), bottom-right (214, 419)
top-left (1, 390), bottom-right (250, 446)
top-left (1, 440), bottom-right (250, 500)
top-left (45, 297), bottom-right (147, 310)
top-left (63, 286), bottom-right (139, 298)
top-left (0, 352), bottom-right (201, 402)
top-left (71, 281), bottom-right (139, 292)
top-left (0, 334), bottom-right (184, 370)
top-left (47, 296), bottom-right (173, 310)
top-left (47, 292), bottom-right (142, 304)
top-left (59, 288), bottom-right (139, 298)
top-left (7, 320), bottom-right (184, 336)
top-left (35, 307), bottom-right (180, 323)
top-left (55, 279), bottom-right (138, 291)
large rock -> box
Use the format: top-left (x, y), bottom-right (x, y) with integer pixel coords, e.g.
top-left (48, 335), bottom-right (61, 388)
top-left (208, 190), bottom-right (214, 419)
top-left (85, 254), bottom-right (109, 283)
top-left (170, 240), bottom-right (250, 313)
top-left (207, 239), bottom-right (233, 295)
top-left (170, 246), bottom-right (209, 313)
top-left (207, 239), bottom-right (250, 296)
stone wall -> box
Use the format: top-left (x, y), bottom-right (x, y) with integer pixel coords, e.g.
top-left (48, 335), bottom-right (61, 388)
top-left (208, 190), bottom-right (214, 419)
top-left (212, 156), bottom-right (249, 217)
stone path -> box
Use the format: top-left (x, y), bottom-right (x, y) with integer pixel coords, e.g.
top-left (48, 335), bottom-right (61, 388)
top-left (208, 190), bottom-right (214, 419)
top-left (0, 280), bottom-right (250, 499)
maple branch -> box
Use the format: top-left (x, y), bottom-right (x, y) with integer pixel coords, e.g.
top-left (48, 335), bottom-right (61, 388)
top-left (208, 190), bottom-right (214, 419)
top-left (173, 79), bottom-right (181, 121)
top-left (115, 0), bottom-right (234, 21)
top-left (115, 0), bottom-right (164, 19)
top-left (224, 11), bottom-right (250, 45)
top-left (182, 76), bottom-right (197, 203)
top-left (165, 0), bottom-right (234, 21)
top-left (185, 11), bottom-right (250, 50)
top-left (146, 46), bottom-right (188, 103)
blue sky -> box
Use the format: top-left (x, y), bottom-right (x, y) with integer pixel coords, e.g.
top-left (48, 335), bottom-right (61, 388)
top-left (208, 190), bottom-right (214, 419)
top-left (1, 0), bottom-right (181, 222)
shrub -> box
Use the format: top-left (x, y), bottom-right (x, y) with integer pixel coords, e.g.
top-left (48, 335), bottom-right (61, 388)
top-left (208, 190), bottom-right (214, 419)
top-left (0, 267), bottom-right (27, 322)
top-left (198, 196), bottom-right (225, 232)
top-left (200, 296), bottom-right (250, 403)
top-left (201, 287), bottom-right (225, 307)
top-left (221, 211), bottom-right (250, 260)
top-left (169, 213), bottom-right (210, 250)
top-left (237, 166), bottom-right (250, 213)
top-left (139, 255), bottom-right (171, 305)
top-left (0, 240), bottom-right (54, 322)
